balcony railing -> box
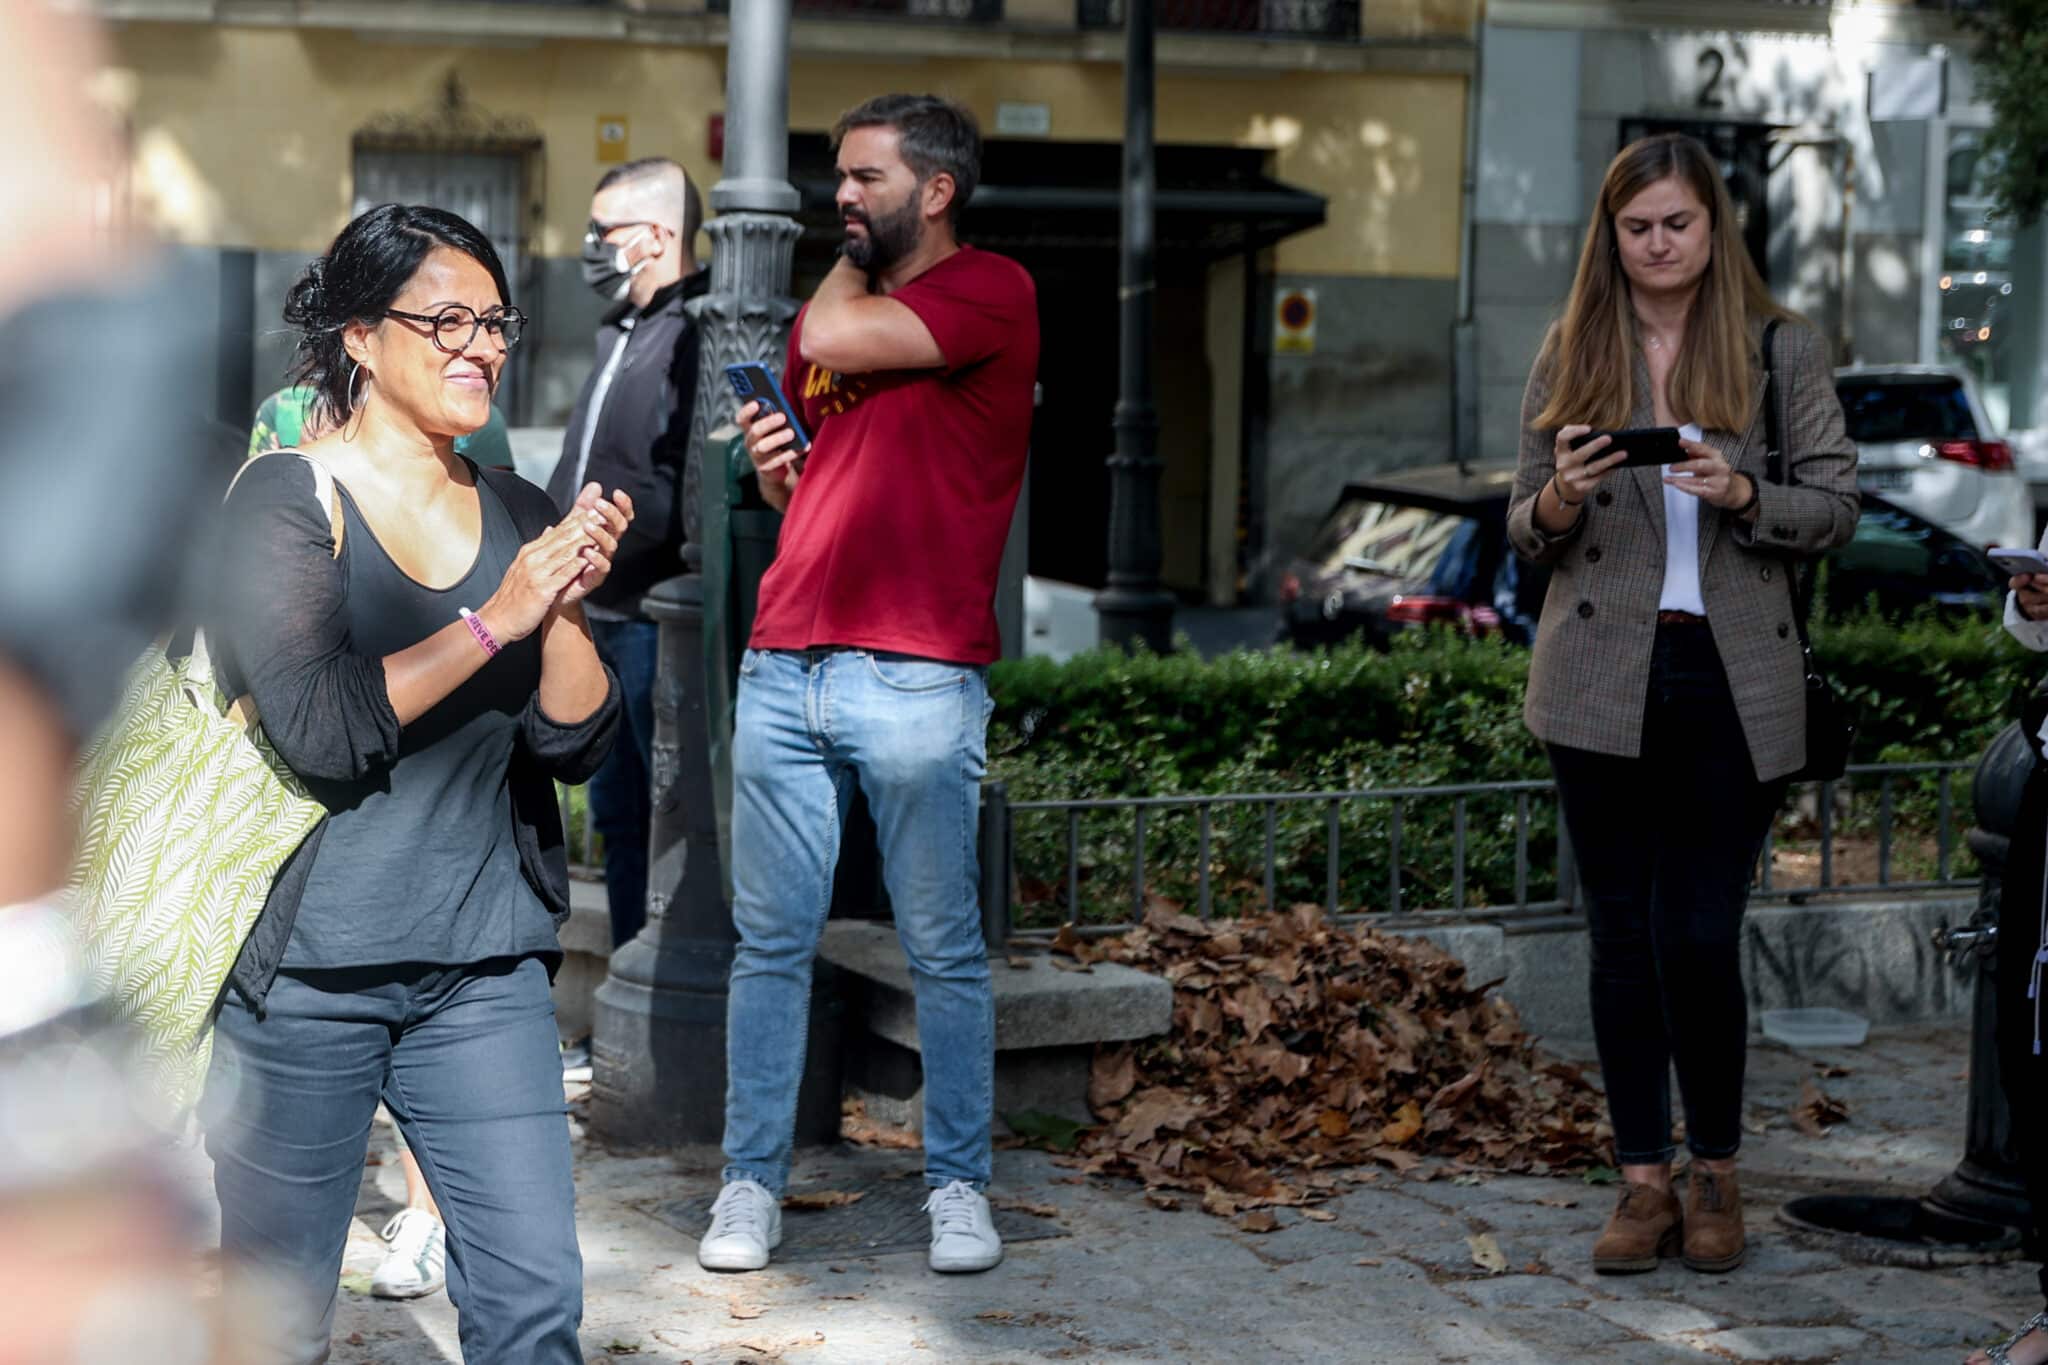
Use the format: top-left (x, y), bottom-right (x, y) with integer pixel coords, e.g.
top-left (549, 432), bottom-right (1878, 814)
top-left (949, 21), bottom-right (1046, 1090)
top-left (708, 0), bottom-right (1003, 18)
top-left (1078, 0), bottom-right (1361, 38)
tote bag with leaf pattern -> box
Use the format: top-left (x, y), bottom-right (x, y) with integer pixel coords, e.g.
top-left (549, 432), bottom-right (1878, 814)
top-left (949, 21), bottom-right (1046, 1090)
top-left (67, 452), bottom-right (342, 1115)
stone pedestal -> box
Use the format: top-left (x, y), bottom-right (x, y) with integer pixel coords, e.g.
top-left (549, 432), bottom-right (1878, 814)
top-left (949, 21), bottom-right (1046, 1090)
top-left (819, 920), bottom-right (1172, 1130)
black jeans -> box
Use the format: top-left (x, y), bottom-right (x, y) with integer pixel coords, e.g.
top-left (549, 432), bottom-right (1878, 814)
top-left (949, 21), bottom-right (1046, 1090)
top-left (1997, 765), bottom-right (2048, 1306)
top-left (1548, 624), bottom-right (1784, 1165)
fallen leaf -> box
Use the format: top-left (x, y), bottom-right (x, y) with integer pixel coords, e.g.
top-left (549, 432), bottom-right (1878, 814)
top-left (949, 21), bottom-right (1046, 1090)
top-left (604, 1343), bottom-right (642, 1357)
top-left (1089, 1048), bottom-right (1138, 1112)
top-left (1533, 1195), bottom-right (1578, 1209)
top-left (1237, 1210), bottom-right (1281, 1234)
top-left (1467, 1232), bottom-right (1508, 1275)
top-left (1381, 1101), bottom-right (1424, 1146)
top-left (1317, 1109), bottom-right (1351, 1138)
top-left (1353, 1256), bottom-right (1383, 1267)
top-left (728, 1297), bottom-right (767, 1321)
top-left (1005, 955), bottom-right (1034, 970)
top-left (1145, 1193), bottom-right (1183, 1211)
top-left (840, 1098), bottom-right (922, 1152)
top-left (1581, 1166), bottom-right (1620, 1186)
top-left (989, 1196), bottom-right (1060, 1219)
top-left (1051, 923), bottom-right (1099, 964)
top-left (1793, 1079), bottom-right (1851, 1138)
top-left (1299, 1207), bottom-right (1338, 1222)
top-left (1004, 1109), bottom-right (1089, 1153)
top-left (783, 1190), bottom-right (865, 1211)
top-left (976, 1310), bottom-right (1016, 1323)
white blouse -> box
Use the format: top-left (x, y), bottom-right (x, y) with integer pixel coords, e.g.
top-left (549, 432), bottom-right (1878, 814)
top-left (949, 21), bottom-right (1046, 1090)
top-left (1656, 422), bottom-right (1707, 614)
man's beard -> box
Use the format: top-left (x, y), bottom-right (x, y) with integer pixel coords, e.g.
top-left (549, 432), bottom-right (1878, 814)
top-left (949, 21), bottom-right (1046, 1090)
top-left (841, 193), bottom-right (923, 274)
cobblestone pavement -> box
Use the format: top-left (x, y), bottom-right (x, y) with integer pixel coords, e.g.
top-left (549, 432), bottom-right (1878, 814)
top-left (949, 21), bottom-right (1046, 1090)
top-left (232, 1022), bottom-right (2038, 1363)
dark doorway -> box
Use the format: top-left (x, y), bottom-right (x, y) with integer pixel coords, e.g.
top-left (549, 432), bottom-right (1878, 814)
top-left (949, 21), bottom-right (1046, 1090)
top-left (1619, 118), bottom-right (1774, 282)
top-left (785, 134), bottom-right (1323, 591)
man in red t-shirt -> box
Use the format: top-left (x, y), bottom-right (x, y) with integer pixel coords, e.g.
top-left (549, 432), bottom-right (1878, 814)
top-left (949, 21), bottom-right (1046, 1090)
top-left (697, 94), bottom-right (1038, 1279)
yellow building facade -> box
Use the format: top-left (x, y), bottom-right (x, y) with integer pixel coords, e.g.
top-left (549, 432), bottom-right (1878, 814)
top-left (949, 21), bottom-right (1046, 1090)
top-left (96, 3), bottom-right (1479, 602)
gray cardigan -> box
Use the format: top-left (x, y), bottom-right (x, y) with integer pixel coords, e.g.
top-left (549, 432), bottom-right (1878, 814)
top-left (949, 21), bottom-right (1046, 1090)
top-left (1505, 318), bottom-right (1859, 782)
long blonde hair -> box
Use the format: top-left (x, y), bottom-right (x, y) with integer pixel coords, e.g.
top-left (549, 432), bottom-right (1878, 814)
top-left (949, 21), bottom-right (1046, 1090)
top-left (1535, 134), bottom-right (1789, 433)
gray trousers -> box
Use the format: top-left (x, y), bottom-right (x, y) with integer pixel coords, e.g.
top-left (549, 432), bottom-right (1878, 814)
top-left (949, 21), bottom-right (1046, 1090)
top-left (204, 956), bottom-right (582, 1364)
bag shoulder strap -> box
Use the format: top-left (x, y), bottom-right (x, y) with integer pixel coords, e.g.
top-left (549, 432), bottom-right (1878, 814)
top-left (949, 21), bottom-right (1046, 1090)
top-left (1758, 319), bottom-right (1819, 650)
top-left (189, 452), bottom-right (346, 699)
top-left (1761, 318), bottom-right (1785, 489)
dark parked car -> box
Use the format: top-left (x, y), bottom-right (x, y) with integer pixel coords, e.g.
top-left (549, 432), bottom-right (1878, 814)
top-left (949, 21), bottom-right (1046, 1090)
top-left (1276, 465), bottom-right (2003, 649)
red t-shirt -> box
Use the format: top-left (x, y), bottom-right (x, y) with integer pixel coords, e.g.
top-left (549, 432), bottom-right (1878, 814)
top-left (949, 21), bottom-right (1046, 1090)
top-left (749, 246), bottom-right (1040, 665)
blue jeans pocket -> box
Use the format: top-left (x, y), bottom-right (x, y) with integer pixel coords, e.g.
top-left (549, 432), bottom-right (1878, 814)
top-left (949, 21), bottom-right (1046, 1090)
top-left (863, 653), bottom-right (970, 693)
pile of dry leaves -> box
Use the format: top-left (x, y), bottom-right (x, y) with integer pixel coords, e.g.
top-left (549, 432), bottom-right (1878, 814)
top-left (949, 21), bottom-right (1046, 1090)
top-left (1059, 901), bottom-right (1611, 1216)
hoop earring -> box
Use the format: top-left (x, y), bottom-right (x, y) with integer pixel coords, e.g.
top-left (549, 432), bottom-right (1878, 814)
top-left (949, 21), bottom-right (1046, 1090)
top-left (342, 361), bottom-right (371, 442)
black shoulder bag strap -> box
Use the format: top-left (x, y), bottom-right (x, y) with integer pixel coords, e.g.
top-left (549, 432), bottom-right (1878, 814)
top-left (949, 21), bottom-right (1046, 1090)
top-left (1759, 319), bottom-right (1812, 635)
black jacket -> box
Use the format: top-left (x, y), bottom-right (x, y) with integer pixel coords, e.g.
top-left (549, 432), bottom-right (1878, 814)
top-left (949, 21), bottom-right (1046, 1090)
top-left (218, 462), bottom-right (620, 1012)
top-left (547, 270), bottom-right (709, 612)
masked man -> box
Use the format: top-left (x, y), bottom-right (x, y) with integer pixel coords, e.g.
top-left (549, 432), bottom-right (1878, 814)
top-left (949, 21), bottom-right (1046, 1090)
top-left (548, 157), bottom-right (708, 950)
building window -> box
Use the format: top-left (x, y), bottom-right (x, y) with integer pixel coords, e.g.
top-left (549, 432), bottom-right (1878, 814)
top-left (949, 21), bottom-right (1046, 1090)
top-left (1939, 129), bottom-right (2014, 430)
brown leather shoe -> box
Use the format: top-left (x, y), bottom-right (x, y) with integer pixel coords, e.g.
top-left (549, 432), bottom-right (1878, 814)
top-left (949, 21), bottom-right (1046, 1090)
top-left (1683, 1166), bottom-right (1746, 1272)
top-left (1591, 1181), bottom-right (1683, 1274)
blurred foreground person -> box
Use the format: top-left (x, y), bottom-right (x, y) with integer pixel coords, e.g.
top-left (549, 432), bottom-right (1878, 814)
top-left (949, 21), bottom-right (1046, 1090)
top-left (0, 1), bottom-right (254, 1361)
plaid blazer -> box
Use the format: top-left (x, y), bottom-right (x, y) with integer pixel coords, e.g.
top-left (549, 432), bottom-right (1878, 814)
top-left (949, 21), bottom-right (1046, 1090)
top-left (1505, 318), bottom-right (1859, 782)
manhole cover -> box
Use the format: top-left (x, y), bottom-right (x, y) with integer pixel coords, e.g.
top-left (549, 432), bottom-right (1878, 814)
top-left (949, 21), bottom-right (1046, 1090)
top-left (1778, 1194), bottom-right (2022, 1268)
top-left (640, 1177), bottom-right (1070, 1262)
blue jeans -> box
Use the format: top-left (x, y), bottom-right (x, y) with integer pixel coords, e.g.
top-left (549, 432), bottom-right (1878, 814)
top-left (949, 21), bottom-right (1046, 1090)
top-left (723, 647), bottom-right (996, 1195)
top-left (587, 615), bottom-right (659, 948)
top-left (204, 957), bottom-right (582, 1365)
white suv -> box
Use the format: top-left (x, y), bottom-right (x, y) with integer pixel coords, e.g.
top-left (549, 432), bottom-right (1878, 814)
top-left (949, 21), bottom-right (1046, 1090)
top-left (1834, 365), bottom-right (2031, 553)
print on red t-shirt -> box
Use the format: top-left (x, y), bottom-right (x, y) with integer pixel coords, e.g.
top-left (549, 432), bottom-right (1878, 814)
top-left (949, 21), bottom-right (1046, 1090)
top-left (748, 246), bottom-right (1040, 666)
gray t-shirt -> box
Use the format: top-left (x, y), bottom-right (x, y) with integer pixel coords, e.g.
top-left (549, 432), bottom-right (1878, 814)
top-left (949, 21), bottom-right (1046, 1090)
top-left (277, 471), bottom-right (557, 969)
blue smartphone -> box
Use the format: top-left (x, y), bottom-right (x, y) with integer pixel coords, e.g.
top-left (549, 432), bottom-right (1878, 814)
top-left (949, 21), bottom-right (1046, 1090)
top-left (724, 362), bottom-right (813, 451)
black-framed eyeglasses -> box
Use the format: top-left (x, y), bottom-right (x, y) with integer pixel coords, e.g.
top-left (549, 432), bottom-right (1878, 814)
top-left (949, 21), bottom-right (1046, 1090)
top-left (586, 218), bottom-right (660, 245)
top-left (384, 305), bottom-right (528, 353)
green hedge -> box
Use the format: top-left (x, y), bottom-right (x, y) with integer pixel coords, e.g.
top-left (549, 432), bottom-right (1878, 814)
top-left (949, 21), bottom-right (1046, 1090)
top-left (986, 614), bottom-right (2043, 928)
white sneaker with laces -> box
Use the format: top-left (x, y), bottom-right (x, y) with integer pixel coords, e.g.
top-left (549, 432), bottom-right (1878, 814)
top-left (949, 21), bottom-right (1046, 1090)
top-left (924, 1180), bottom-right (1003, 1273)
top-left (697, 1178), bottom-right (782, 1272)
top-left (370, 1208), bottom-right (447, 1300)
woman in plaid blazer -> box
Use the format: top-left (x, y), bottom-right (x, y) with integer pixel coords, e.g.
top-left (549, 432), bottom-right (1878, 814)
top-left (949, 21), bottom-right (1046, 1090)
top-left (1506, 134), bottom-right (1858, 1277)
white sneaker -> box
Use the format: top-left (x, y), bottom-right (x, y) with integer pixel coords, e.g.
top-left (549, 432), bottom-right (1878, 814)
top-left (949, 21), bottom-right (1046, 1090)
top-left (697, 1178), bottom-right (782, 1272)
top-left (370, 1208), bottom-right (446, 1300)
top-left (924, 1180), bottom-right (1003, 1273)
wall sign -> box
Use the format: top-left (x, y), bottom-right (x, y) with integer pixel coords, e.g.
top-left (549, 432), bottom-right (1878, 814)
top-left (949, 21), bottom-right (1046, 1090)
top-left (1274, 288), bottom-right (1317, 356)
top-left (995, 101), bottom-right (1052, 138)
top-left (596, 114), bottom-right (630, 164)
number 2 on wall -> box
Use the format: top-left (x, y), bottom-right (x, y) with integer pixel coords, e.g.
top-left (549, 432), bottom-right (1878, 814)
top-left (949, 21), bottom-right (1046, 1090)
top-left (1697, 48), bottom-right (1727, 110)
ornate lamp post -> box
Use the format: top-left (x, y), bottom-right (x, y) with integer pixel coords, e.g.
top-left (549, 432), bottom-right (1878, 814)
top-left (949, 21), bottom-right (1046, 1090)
top-left (1094, 0), bottom-right (1175, 651)
top-left (589, 0), bottom-right (807, 1146)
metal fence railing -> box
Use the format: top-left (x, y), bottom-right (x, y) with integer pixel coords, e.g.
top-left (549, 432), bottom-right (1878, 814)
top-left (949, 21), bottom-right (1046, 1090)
top-left (983, 760), bottom-right (1979, 947)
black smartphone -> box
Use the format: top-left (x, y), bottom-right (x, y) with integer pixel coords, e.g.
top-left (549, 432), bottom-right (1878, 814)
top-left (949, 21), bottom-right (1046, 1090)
top-left (1573, 426), bottom-right (1687, 468)
top-left (724, 362), bottom-right (813, 451)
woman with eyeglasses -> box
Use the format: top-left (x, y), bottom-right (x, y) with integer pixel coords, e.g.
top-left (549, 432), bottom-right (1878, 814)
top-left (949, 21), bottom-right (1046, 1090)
top-left (200, 203), bottom-right (628, 1363)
